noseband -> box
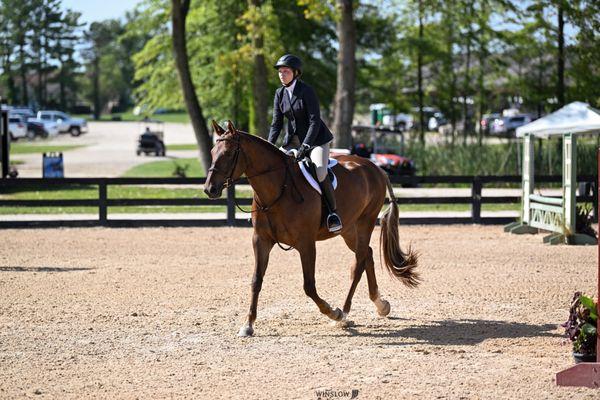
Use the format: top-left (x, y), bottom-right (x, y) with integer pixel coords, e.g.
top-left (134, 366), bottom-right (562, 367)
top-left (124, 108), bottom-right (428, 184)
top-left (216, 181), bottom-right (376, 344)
top-left (208, 133), bottom-right (302, 207)
top-left (208, 135), bottom-right (242, 189)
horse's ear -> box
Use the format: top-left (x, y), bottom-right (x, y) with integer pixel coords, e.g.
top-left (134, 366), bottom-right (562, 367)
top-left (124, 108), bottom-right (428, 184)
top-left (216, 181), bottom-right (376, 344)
top-left (211, 120), bottom-right (225, 136)
top-left (226, 120), bottom-right (236, 133)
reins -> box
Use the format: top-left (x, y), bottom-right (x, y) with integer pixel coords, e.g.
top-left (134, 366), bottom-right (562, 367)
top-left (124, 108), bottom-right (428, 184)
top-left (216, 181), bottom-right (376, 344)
top-left (211, 133), bottom-right (304, 251)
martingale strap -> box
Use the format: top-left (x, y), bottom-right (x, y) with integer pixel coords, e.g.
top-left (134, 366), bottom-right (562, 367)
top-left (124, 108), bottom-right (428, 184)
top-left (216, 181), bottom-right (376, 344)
top-left (214, 133), bottom-right (303, 251)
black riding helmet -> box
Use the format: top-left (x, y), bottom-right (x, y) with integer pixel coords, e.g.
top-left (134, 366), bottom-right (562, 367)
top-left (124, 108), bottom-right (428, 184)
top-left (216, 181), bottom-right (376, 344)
top-left (274, 54), bottom-right (302, 76)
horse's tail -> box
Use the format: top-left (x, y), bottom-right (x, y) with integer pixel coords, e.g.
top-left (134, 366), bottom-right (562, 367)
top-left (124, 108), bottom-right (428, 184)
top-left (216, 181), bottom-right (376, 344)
top-left (379, 175), bottom-right (420, 288)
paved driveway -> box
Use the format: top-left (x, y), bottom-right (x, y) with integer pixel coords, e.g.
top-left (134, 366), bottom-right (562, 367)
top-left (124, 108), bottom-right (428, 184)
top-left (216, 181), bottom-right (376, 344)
top-left (12, 121), bottom-right (200, 177)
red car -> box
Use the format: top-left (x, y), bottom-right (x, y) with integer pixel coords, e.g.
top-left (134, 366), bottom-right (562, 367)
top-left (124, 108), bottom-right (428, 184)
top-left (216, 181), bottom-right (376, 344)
top-left (330, 143), bottom-right (416, 184)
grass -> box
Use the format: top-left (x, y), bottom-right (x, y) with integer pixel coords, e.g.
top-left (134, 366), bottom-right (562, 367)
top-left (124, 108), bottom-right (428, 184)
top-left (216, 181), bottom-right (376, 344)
top-left (0, 183), bottom-right (256, 214)
top-left (0, 181), bottom-right (520, 214)
top-left (122, 158), bottom-right (204, 177)
top-left (167, 144), bottom-right (198, 151)
top-left (71, 110), bottom-right (190, 124)
top-left (10, 143), bottom-right (87, 155)
top-left (0, 159), bottom-right (522, 215)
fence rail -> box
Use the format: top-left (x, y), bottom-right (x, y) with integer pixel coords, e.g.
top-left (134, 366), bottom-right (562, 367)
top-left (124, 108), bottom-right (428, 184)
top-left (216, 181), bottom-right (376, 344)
top-left (0, 175), bottom-right (596, 228)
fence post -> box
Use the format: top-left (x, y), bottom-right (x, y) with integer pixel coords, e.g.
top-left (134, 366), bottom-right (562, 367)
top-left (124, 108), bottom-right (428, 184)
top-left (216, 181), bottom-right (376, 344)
top-left (99, 181), bottom-right (107, 225)
top-left (226, 184), bottom-right (235, 226)
top-left (1, 107), bottom-right (8, 178)
top-left (472, 177), bottom-right (482, 224)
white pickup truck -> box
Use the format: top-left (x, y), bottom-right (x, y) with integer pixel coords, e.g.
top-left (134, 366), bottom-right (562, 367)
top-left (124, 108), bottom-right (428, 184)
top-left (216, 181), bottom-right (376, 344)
top-left (37, 110), bottom-right (88, 136)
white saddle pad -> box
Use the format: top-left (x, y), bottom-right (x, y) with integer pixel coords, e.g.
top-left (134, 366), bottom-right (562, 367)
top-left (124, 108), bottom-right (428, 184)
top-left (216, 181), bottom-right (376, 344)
top-left (298, 159), bottom-right (338, 195)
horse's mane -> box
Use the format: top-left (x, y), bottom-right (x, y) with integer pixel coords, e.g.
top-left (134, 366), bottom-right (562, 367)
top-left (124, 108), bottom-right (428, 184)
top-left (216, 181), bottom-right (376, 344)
top-left (234, 130), bottom-right (290, 163)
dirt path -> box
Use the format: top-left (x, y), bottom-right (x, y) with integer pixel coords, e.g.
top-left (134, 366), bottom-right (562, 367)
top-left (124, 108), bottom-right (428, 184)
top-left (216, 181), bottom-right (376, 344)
top-left (0, 225), bottom-right (597, 399)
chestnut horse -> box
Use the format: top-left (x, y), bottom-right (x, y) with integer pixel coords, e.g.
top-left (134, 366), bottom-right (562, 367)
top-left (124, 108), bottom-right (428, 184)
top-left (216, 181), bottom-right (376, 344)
top-left (204, 121), bottom-right (419, 337)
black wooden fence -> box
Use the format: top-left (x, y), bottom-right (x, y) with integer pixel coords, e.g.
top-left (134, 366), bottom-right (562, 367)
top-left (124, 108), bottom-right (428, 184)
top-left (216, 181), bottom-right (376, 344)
top-left (0, 175), bottom-right (596, 228)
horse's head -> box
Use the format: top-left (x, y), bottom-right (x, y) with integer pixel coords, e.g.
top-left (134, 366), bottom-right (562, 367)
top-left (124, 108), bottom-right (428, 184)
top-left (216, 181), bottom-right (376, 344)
top-left (204, 120), bottom-right (245, 199)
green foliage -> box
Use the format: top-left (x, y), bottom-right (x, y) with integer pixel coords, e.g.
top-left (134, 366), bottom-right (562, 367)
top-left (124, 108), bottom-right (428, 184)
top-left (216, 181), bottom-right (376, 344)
top-left (0, 0), bottom-right (84, 107)
top-left (400, 139), bottom-right (599, 176)
top-left (10, 144), bottom-right (86, 155)
top-left (122, 158), bottom-right (204, 177)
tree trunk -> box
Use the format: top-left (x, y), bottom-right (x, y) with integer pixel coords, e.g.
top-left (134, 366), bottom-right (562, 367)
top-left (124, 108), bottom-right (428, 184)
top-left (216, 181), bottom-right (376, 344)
top-left (445, 0), bottom-right (457, 145)
top-left (462, 2), bottom-right (473, 145)
top-left (171, 0), bottom-right (213, 174)
top-left (92, 55), bottom-right (100, 120)
top-left (1, 49), bottom-right (17, 104)
top-left (556, 3), bottom-right (565, 108)
top-left (477, 17), bottom-right (486, 146)
top-left (332, 0), bottom-right (356, 149)
top-left (249, 0), bottom-right (269, 138)
top-left (19, 42), bottom-right (27, 105)
top-left (417, 0), bottom-right (425, 144)
top-left (463, 40), bottom-right (471, 145)
top-left (59, 56), bottom-right (66, 111)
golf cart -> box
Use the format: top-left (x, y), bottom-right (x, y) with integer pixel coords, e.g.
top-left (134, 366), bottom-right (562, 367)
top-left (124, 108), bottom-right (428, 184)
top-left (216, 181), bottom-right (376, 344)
top-left (136, 119), bottom-right (166, 156)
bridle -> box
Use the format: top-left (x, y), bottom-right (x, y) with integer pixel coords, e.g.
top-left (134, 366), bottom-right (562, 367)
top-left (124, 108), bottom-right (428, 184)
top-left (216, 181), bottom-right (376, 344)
top-left (208, 135), bottom-right (243, 190)
top-left (207, 132), bottom-right (304, 251)
top-left (208, 132), bottom-right (304, 211)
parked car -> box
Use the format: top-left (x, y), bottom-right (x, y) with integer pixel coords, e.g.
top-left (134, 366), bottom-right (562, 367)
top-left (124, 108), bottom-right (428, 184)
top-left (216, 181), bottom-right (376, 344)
top-left (26, 120), bottom-right (54, 139)
top-left (479, 113), bottom-right (502, 135)
top-left (26, 117), bottom-right (59, 138)
top-left (9, 108), bottom-right (58, 139)
top-left (8, 115), bottom-right (27, 141)
top-left (490, 114), bottom-right (532, 137)
top-left (37, 110), bottom-right (88, 136)
top-left (410, 107), bottom-right (447, 131)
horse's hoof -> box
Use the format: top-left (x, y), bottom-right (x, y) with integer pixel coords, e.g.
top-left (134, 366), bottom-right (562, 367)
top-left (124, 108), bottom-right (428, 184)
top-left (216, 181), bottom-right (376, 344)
top-left (377, 300), bottom-right (391, 317)
top-left (237, 325), bottom-right (254, 337)
top-left (335, 313), bottom-right (354, 328)
top-left (330, 307), bottom-right (344, 321)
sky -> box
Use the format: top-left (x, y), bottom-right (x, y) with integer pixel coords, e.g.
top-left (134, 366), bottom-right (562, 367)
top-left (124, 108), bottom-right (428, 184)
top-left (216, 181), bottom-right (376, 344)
top-left (61, 0), bottom-right (140, 25)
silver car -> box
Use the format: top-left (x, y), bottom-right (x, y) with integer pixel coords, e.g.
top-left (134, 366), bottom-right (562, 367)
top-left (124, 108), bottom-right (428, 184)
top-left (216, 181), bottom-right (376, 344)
top-left (8, 115), bottom-right (28, 141)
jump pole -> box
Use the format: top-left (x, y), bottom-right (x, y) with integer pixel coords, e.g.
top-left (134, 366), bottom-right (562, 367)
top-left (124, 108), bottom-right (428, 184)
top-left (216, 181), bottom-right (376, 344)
top-left (556, 147), bottom-right (600, 388)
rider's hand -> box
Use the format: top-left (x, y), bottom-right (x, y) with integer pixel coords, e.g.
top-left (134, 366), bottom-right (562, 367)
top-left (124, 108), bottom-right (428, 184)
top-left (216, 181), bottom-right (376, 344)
top-left (280, 146), bottom-right (297, 158)
top-left (296, 143), bottom-right (311, 161)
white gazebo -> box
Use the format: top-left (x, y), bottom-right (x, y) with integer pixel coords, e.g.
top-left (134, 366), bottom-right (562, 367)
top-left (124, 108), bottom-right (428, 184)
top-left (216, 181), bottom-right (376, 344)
top-left (505, 101), bottom-right (600, 245)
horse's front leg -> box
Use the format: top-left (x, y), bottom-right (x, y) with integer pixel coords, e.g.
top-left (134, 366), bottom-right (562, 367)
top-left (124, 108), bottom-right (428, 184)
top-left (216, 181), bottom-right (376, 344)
top-left (238, 233), bottom-right (274, 337)
top-left (298, 242), bottom-right (343, 321)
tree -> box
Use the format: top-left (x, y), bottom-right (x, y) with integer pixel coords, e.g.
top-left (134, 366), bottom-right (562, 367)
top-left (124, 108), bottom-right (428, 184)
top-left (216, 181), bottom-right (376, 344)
top-left (52, 9), bottom-right (83, 110)
top-left (171, 0), bottom-right (213, 173)
top-left (247, 0), bottom-right (269, 138)
top-left (0, 1), bottom-right (18, 103)
top-left (332, 0), bottom-right (356, 148)
top-left (82, 20), bottom-right (124, 119)
top-left (567, 0), bottom-right (600, 107)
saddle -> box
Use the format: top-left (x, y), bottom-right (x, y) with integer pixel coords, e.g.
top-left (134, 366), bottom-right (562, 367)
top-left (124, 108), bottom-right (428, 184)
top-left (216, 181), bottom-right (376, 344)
top-left (298, 158), bottom-right (338, 195)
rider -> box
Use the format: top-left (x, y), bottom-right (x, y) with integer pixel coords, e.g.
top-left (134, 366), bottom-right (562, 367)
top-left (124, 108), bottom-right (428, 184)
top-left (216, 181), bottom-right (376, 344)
top-left (268, 54), bottom-right (342, 233)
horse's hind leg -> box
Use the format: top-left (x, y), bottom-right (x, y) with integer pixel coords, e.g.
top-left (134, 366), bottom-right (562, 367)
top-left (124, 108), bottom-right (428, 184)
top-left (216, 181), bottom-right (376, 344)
top-left (298, 242), bottom-right (343, 322)
top-left (364, 246), bottom-right (391, 317)
top-left (238, 233), bottom-right (274, 337)
top-left (340, 228), bottom-right (365, 317)
top-left (355, 218), bottom-right (391, 317)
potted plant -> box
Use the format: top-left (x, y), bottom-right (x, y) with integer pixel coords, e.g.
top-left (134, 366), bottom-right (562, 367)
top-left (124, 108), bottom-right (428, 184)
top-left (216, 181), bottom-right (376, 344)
top-left (562, 291), bottom-right (598, 363)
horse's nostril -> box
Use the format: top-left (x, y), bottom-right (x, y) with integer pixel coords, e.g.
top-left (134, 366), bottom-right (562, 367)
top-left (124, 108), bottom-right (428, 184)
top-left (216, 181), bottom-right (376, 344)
top-left (204, 185), bottom-right (220, 198)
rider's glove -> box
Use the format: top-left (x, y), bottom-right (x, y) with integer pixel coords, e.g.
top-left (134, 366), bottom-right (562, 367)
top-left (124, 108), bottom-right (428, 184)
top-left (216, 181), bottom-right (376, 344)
top-left (280, 146), bottom-right (297, 158)
top-left (296, 143), bottom-right (311, 161)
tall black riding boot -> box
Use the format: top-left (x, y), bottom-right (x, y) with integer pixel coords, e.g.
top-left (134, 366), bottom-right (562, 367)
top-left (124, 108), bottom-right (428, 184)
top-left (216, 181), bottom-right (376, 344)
top-left (319, 178), bottom-right (342, 233)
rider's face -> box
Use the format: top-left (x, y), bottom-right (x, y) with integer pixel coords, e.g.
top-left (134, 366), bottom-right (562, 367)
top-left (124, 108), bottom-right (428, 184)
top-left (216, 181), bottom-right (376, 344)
top-left (278, 67), bottom-right (294, 85)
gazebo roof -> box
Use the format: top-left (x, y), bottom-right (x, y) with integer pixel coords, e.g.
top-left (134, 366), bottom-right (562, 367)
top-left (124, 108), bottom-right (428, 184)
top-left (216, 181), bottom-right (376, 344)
top-left (516, 101), bottom-right (600, 138)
